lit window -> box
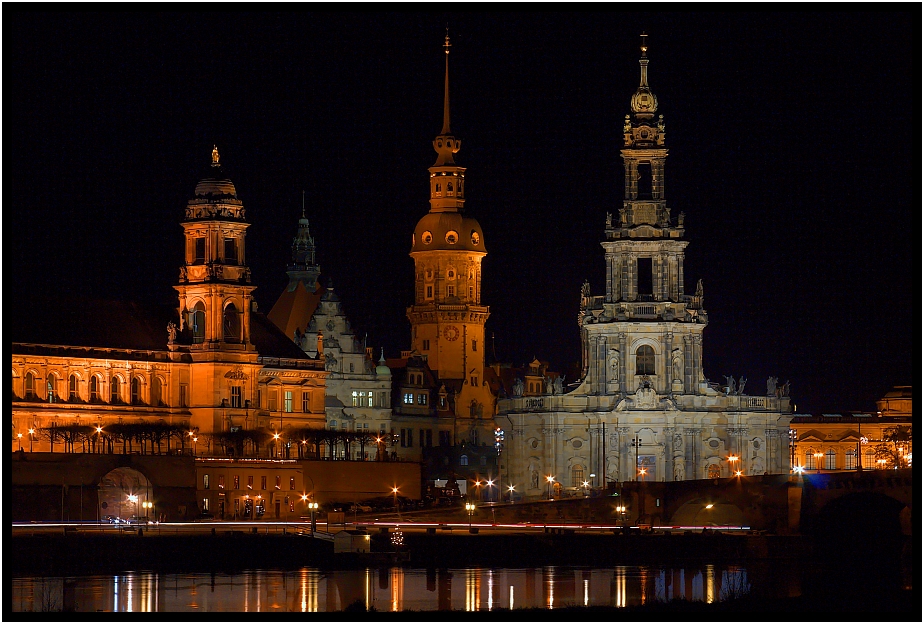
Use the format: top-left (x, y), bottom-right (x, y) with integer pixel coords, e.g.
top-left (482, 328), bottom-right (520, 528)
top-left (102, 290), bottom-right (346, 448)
top-left (302, 391), bottom-right (310, 412)
top-left (290, 477), bottom-right (296, 490)
top-left (825, 449), bottom-right (837, 470)
top-left (571, 465), bottom-right (584, 487)
top-left (247, 476), bottom-right (254, 489)
top-left (284, 391), bottom-right (293, 413)
top-left (403, 393), bottom-right (414, 405)
top-left (218, 475), bottom-right (225, 489)
top-left (261, 476), bottom-right (267, 490)
top-left (460, 455), bottom-right (469, 466)
top-left (203, 474), bottom-right (210, 489)
top-left (635, 345), bottom-right (655, 376)
top-left (89, 375), bottom-right (100, 402)
top-left (845, 449), bottom-right (857, 470)
top-left (68, 374), bottom-right (79, 402)
top-left (110, 377), bottom-right (121, 404)
top-left (131, 377), bottom-right (142, 405)
top-left (417, 393), bottom-right (428, 405)
top-left (230, 385), bottom-right (242, 408)
top-left (47, 375), bottom-right (57, 403)
top-left (202, 498), bottom-right (209, 512)
top-left (233, 475), bottom-right (239, 490)
top-left (275, 476), bottom-right (281, 489)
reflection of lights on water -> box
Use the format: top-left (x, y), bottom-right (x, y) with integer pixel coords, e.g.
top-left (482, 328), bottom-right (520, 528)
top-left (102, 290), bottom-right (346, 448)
top-left (584, 579), bottom-right (589, 606)
top-left (705, 565), bottom-right (715, 604)
top-left (640, 566), bottom-right (648, 605)
top-left (545, 567), bottom-right (554, 609)
top-left (465, 568), bottom-right (480, 611)
top-left (615, 566), bottom-right (626, 608)
top-left (509, 585), bottom-right (514, 610)
top-left (487, 570), bottom-right (493, 611)
top-left (365, 568), bottom-right (371, 611)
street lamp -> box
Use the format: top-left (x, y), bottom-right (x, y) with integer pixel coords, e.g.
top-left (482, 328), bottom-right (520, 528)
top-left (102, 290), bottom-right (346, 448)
top-left (507, 484), bottom-right (515, 503)
top-left (859, 436), bottom-right (869, 470)
top-left (473, 480), bottom-right (483, 502)
top-left (789, 428), bottom-right (798, 472)
top-left (727, 455), bottom-right (739, 477)
top-left (465, 502), bottom-right (476, 528)
top-left (95, 426), bottom-right (103, 454)
top-left (813, 452), bottom-right (823, 473)
top-left (486, 479), bottom-right (495, 503)
top-left (581, 480), bottom-right (590, 497)
top-left (391, 486), bottom-right (399, 512)
top-left (273, 432), bottom-right (281, 458)
top-left (305, 499), bottom-right (319, 533)
top-left (17, 432), bottom-right (22, 451)
top-left (546, 475), bottom-right (555, 500)
top-left (193, 436), bottom-right (198, 456)
top-left (28, 428), bottom-right (35, 452)
top-left (638, 467), bottom-right (647, 481)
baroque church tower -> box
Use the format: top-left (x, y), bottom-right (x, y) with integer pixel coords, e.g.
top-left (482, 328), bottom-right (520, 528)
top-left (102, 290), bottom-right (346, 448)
top-left (406, 34), bottom-right (494, 445)
top-left (498, 37), bottom-right (792, 497)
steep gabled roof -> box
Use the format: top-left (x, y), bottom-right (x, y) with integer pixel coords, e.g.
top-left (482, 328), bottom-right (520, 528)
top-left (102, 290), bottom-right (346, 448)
top-left (267, 279), bottom-right (323, 341)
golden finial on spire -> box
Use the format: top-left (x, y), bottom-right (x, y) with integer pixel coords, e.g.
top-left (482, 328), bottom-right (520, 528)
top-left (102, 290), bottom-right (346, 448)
top-left (211, 145), bottom-right (220, 164)
top-left (441, 28), bottom-right (452, 135)
top-left (444, 25), bottom-right (451, 55)
top-left (640, 32), bottom-right (648, 57)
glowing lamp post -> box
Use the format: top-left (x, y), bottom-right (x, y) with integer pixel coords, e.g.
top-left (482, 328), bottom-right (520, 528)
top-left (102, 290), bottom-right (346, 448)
top-left (273, 432), bottom-right (281, 458)
top-left (29, 428), bottom-right (36, 453)
top-left (546, 475), bottom-right (555, 500)
top-left (465, 502), bottom-right (476, 529)
top-left (813, 452), bottom-right (824, 473)
top-left (304, 497), bottom-right (319, 533)
top-left (507, 484), bottom-right (515, 503)
top-left (17, 432), bottom-right (22, 451)
top-left (728, 455), bottom-right (739, 477)
top-left (392, 486), bottom-right (399, 512)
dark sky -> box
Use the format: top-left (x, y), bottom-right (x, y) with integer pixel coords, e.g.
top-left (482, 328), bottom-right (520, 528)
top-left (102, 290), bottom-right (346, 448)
top-left (7, 11), bottom-right (917, 415)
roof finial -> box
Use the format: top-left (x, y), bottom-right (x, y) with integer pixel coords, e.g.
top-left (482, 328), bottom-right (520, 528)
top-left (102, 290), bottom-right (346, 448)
top-left (441, 28), bottom-right (452, 135)
top-left (640, 32), bottom-right (648, 57)
top-left (301, 190), bottom-right (306, 219)
top-left (211, 145), bottom-right (220, 164)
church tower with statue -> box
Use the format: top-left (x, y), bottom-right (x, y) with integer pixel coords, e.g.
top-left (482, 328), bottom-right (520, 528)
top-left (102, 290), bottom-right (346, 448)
top-left (498, 36), bottom-right (793, 497)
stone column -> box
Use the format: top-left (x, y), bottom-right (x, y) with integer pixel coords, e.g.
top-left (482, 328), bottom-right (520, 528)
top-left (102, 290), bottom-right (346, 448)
top-left (618, 333), bottom-right (628, 395)
top-left (682, 335), bottom-right (693, 395)
top-left (662, 333), bottom-right (673, 392)
top-left (663, 427), bottom-right (675, 482)
top-left (692, 336), bottom-right (703, 395)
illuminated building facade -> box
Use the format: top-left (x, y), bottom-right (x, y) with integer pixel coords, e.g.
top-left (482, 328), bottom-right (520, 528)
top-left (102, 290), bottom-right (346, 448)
top-left (11, 149), bottom-right (327, 455)
top-left (789, 386), bottom-right (912, 472)
top-left (268, 209), bottom-right (394, 458)
top-left (498, 37), bottom-right (794, 496)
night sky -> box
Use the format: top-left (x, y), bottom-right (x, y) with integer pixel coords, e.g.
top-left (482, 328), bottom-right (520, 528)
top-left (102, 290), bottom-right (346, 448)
top-left (7, 11), bottom-right (916, 415)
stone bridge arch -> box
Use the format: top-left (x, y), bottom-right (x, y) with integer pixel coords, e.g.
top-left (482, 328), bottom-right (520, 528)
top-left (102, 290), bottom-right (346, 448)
top-left (98, 466), bottom-right (154, 520)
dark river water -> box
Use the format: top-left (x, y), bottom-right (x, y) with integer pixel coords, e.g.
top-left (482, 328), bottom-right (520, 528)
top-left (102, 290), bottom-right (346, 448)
top-left (13, 564), bottom-right (767, 612)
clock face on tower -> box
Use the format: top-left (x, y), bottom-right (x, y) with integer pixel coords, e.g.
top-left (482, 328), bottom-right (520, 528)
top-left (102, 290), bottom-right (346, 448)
top-left (443, 325), bottom-right (460, 341)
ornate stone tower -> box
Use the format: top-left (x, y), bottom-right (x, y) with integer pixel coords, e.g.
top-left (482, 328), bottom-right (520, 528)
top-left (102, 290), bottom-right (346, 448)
top-left (590, 33), bottom-right (707, 397)
top-left (284, 194), bottom-right (321, 293)
top-left (406, 34), bottom-right (493, 443)
top-left (174, 147), bottom-right (260, 432)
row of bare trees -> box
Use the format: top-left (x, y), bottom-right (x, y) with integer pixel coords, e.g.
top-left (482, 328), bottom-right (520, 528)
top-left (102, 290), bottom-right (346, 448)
top-left (30, 423), bottom-right (394, 460)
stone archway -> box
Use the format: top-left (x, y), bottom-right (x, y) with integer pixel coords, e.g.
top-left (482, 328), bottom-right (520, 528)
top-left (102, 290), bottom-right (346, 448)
top-left (669, 496), bottom-right (748, 527)
top-left (98, 467), bottom-right (153, 521)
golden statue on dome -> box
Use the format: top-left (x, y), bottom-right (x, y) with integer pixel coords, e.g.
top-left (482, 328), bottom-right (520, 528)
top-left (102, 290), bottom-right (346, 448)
top-left (211, 145), bottom-right (220, 164)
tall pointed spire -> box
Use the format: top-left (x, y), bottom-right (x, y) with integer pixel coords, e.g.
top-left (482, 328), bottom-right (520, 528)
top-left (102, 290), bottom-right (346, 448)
top-left (441, 28), bottom-right (452, 135)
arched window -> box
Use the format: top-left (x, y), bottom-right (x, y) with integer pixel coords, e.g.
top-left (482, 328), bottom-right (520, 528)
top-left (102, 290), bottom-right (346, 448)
top-left (68, 374), bottom-right (79, 402)
top-left (151, 376), bottom-right (162, 406)
top-left (863, 449), bottom-right (875, 469)
top-left (190, 302), bottom-right (206, 344)
top-left (845, 448), bottom-right (857, 470)
top-left (25, 372), bottom-right (36, 399)
top-left (825, 449), bottom-right (836, 470)
top-left (223, 303), bottom-right (240, 342)
top-left (571, 465), bottom-right (584, 487)
top-left (46, 374), bottom-right (58, 403)
top-left (435, 183), bottom-right (441, 194)
top-left (635, 345), bottom-right (655, 375)
top-left (131, 377), bottom-right (143, 405)
top-left (805, 449), bottom-right (816, 470)
top-left (447, 181), bottom-right (454, 196)
top-left (110, 376), bottom-right (121, 404)
top-left (460, 454), bottom-right (469, 466)
top-left (707, 464), bottom-right (721, 479)
top-left (89, 375), bottom-right (100, 402)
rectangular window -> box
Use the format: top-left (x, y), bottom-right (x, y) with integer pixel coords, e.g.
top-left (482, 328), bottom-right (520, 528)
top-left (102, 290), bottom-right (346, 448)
top-left (419, 429), bottom-right (425, 447)
top-left (302, 391), bottom-right (310, 412)
top-left (471, 376), bottom-right (478, 386)
top-left (284, 391), bottom-right (293, 413)
top-left (246, 475), bottom-right (253, 489)
top-left (352, 390), bottom-right (359, 407)
top-left (439, 431), bottom-right (450, 447)
top-left (447, 285), bottom-right (455, 297)
top-left (472, 339), bottom-right (477, 352)
top-left (261, 476), bottom-right (267, 490)
top-left (257, 389), bottom-right (262, 409)
top-left (224, 238), bottom-right (237, 265)
top-left (417, 393), bottom-right (428, 405)
top-left (268, 392), bottom-right (277, 411)
top-left (203, 474), bottom-right (210, 489)
top-left (637, 257), bottom-right (653, 296)
top-left (422, 339), bottom-right (430, 351)
top-left (469, 286), bottom-right (474, 300)
top-left (426, 285), bottom-right (433, 299)
top-left (805, 453), bottom-right (816, 471)
top-left (403, 393), bottom-right (414, 405)
top-left (825, 451), bottom-right (837, 470)
top-left (194, 237), bottom-right (206, 263)
top-left (233, 475), bottom-right (240, 490)
top-left (426, 429), bottom-right (433, 447)
top-left (845, 451), bottom-right (856, 470)
top-left (275, 476), bottom-right (281, 489)
top-left (179, 384), bottom-right (188, 408)
top-left (218, 475), bottom-right (225, 489)
top-left (290, 477), bottom-right (296, 490)
top-left (230, 386), bottom-right (242, 408)
top-left (202, 498), bottom-right (209, 512)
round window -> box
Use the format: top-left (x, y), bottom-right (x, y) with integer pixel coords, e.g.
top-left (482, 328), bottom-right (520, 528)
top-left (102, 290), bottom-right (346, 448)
top-left (471, 231), bottom-right (480, 245)
top-left (572, 439), bottom-right (583, 449)
top-left (422, 231), bottom-right (433, 245)
top-left (445, 230), bottom-right (458, 245)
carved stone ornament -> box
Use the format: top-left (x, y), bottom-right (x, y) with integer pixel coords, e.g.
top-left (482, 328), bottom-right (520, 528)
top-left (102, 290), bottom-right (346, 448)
top-left (674, 434), bottom-right (683, 450)
top-left (636, 385), bottom-right (657, 409)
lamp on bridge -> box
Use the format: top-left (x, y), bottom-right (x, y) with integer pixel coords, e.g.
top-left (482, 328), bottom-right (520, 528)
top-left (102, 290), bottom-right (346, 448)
top-left (507, 484), bottom-right (515, 502)
top-left (465, 502), bottom-right (476, 529)
top-left (302, 496), bottom-right (319, 533)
